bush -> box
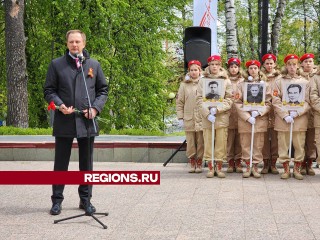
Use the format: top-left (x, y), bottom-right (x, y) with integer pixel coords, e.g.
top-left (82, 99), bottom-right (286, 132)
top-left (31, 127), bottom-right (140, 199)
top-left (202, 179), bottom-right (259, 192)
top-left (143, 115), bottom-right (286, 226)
top-left (0, 126), bottom-right (170, 136)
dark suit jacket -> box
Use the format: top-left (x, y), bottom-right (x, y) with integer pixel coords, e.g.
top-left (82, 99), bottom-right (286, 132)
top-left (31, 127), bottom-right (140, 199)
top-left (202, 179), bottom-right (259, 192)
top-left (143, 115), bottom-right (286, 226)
top-left (44, 49), bottom-right (108, 138)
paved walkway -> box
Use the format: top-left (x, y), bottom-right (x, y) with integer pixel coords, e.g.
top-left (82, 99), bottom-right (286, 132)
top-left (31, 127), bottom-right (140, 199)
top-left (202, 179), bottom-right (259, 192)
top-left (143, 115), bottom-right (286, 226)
top-left (1, 161), bottom-right (320, 239)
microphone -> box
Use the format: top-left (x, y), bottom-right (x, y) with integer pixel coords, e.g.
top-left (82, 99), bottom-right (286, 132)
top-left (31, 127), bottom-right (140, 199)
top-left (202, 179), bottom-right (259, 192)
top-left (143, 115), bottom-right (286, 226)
top-left (248, 76), bottom-right (253, 81)
top-left (76, 53), bottom-right (84, 63)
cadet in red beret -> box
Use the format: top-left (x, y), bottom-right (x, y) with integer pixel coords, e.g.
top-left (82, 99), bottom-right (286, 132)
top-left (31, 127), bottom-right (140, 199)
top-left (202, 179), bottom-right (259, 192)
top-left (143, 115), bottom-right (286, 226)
top-left (272, 53), bottom-right (310, 180)
top-left (284, 54), bottom-right (299, 63)
top-left (309, 58), bottom-right (320, 175)
top-left (235, 59), bottom-right (270, 178)
top-left (188, 60), bottom-right (201, 69)
top-left (260, 53), bottom-right (281, 175)
top-left (226, 57), bottom-right (244, 173)
top-left (177, 60), bottom-right (204, 174)
top-left (299, 53), bottom-right (317, 175)
top-left (245, 60), bottom-right (261, 68)
top-left (197, 54), bottom-right (233, 178)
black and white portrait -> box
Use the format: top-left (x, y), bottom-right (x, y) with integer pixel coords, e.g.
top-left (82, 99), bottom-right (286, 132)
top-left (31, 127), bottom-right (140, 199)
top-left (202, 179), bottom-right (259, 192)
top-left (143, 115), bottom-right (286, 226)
top-left (286, 84), bottom-right (303, 104)
top-left (243, 82), bottom-right (266, 111)
top-left (202, 78), bottom-right (225, 108)
top-left (246, 84), bottom-right (263, 104)
top-left (203, 78), bottom-right (225, 101)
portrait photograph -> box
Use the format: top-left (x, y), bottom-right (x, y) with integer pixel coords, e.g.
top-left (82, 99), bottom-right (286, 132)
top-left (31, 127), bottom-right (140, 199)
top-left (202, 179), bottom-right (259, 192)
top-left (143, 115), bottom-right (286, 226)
top-left (202, 78), bottom-right (225, 108)
top-left (243, 82), bottom-right (266, 111)
top-left (283, 83), bottom-right (306, 110)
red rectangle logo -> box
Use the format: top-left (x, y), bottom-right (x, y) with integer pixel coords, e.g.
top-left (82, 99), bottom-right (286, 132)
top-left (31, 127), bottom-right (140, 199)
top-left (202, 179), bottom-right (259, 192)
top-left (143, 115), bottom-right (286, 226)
top-left (0, 171), bottom-right (160, 185)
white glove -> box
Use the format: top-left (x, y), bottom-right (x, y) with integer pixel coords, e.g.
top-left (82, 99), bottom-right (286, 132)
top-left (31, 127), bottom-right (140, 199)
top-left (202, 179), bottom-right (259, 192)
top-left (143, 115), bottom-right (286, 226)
top-left (251, 111), bottom-right (260, 118)
top-left (284, 116), bottom-right (294, 123)
top-left (290, 111), bottom-right (298, 118)
top-left (207, 114), bottom-right (216, 123)
top-left (210, 108), bottom-right (217, 115)
top-left (247, 117), bottom-right (256, 125)
top-left (178, 119), bottom-right (184, 127)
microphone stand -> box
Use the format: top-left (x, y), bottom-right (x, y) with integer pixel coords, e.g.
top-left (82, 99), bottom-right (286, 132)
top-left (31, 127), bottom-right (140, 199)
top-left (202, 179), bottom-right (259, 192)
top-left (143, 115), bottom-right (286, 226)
top-left (53, 56), bottom-right (108, 229)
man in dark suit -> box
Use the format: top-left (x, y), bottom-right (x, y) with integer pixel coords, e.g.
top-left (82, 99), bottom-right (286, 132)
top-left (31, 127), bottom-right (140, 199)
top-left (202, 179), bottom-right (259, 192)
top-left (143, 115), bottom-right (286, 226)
top-left (206, 81), bottom-right (220, 99)
top-left (287, 84), bottom-right (302, 104)
top-left (247, 84), bottom-right (263, 103)
top-left (44, 30), bottom-right (108, 215)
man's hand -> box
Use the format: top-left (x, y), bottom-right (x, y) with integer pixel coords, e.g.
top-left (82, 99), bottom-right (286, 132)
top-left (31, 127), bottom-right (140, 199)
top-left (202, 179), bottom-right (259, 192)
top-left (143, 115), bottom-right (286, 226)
top-left (247, 117), bottom-right (256, 125)
top-left (59, 104), bottom-right (75, 115)
top-left (284, 116), bottom-right (294, 123)
top-left (207, 115), bottom-right (216, 123)
top-left (83, 108), bottom-right (98, 119)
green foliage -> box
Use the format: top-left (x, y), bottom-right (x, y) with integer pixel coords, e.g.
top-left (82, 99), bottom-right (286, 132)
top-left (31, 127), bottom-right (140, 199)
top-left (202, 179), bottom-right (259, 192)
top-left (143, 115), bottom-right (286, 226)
top-left (0, 126), bottom-right (52, 135)
top-left (20, 0), bottom-right (191, 131)
top-left (0, 126), bottom-right (165, 136)
top-left (2, 0), bottom-right (319, 133)
top-left (109, 128), bottom-right (165, 136)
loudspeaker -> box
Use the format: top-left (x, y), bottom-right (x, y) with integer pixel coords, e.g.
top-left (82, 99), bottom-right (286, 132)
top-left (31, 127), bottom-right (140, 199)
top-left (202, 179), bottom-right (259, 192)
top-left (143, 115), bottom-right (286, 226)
top-left (184, 27), bottom-right (211, 70)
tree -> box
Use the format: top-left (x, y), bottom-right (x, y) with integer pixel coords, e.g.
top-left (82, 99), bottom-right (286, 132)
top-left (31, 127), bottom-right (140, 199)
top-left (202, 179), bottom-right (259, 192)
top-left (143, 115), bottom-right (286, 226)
top-left (225, 0), bottom-right (238, 59)
top-left (4, 0), bottom-right (28, 127)
top-left (270, 0), bottom-right (287, 56)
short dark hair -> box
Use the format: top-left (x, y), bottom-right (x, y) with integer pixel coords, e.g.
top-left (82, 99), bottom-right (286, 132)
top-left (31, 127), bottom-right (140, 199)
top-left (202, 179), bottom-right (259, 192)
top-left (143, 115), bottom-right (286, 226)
top-left (287, 84), bottom-right (302, 93)
top-left (208, 81), bottom-right (218, 87)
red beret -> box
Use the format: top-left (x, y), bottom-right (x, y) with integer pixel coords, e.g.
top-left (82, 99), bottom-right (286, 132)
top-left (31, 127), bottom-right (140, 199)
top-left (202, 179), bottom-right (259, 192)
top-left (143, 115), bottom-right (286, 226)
top-left (207, 55), bottom-right (221, 63)
top-left (188, 60), bottom-right (202, 68)
top-left (227, 57), bottom-right (241, 66)
top-left (284, 54), bottom-right (299, 63)
top-left (245, 60), bottom-right (261, 68)
top-left (300, 53), bottom-right (314, 62)
top-left (262, 54), bottom-right (277, 63)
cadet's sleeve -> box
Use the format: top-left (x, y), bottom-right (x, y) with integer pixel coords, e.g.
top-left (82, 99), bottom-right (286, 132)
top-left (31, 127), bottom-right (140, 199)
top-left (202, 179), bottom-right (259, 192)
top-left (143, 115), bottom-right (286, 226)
top-left (197, 78), bottom-right (210, 119)
top-left (176, 83), bottom-right (185, 119)
top-left (310, 77), bottom-right (320, 113)
top-left (234, 81), bottom-right (251, 122)
top-left (272, 79), bottom-right (289, 119)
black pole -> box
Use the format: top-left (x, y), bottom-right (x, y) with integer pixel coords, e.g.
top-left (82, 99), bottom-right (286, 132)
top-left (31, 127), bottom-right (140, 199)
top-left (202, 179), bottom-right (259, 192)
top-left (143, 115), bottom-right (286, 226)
top-left (260, 0), bottom-right (269, 60)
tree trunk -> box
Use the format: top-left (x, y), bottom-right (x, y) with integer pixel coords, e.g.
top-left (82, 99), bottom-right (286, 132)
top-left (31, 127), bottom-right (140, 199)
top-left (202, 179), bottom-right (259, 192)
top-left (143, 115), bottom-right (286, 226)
top-left (247, 0), bottom-right (255, 58)
top-left (4, 0), bottom-right (28, 128)
top-left (318, 0), bottom-right (320, 62)
top-left (271, 0), bottom-right (287, 56)
top-left (225, 0), bottom-right (238, 59)
top-left (303, 0), bottom-right (307, 53)
top-left (257, 0), bottom-right (262, 58)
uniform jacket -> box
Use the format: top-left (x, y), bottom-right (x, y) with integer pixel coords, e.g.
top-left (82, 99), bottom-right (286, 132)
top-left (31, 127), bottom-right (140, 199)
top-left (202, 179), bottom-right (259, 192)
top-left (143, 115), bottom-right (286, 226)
top-left (272, 74), bottom-right (310, 132)
top-left (176, 74), bottom-right (202, 131)
top-left (264, 70), bottom-right (281, 128)
top-left (235, 76), bottom-right (271, 133)
top-left (299, 67), bottom-right (318, 129)
top-left (196, 67), bottom-right (233, 129)
top-left (44, 50), bottom-right (108, 138)
top-left (228, 75), bottom-right (244, 129)
top-left (309, 67), bottom-right (320, 128)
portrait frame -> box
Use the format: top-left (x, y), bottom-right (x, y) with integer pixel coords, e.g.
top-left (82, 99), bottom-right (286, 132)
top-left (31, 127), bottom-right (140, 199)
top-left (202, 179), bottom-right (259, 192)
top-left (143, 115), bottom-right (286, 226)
top-left (243, 82), bottom-right (266, 111)
top-left (202, 78), bottom-right (225, 108)
top-left (282, 82), bottom-right (306, 111)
